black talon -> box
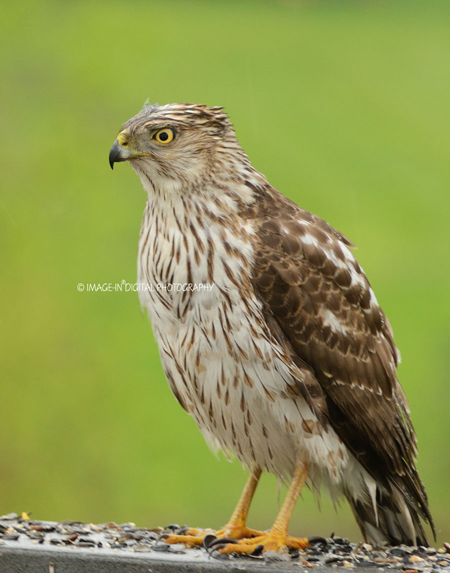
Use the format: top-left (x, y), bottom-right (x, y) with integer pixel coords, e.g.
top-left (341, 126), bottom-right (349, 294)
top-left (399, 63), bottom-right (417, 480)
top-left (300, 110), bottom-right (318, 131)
top-left (251, 544), bottom-right (264, 556)
top-left (208, 537), bottom-right (238, 549)
top-left (203, 534), bottom-right (217, 548)
top-left (207, 542), bottom-right (226, 556)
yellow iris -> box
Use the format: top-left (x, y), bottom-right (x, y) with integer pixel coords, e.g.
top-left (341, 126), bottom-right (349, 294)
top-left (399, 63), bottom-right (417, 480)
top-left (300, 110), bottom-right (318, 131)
top-left (154, 128), bottom-right (174, 144)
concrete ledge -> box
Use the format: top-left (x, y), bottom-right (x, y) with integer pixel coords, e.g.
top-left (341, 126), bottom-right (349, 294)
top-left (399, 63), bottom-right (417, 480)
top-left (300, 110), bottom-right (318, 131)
top-left (0, 544), bottom-right (295, 573)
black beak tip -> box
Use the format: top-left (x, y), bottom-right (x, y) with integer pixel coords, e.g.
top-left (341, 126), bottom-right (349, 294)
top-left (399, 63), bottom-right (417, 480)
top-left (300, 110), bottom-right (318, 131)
top-left (109, 143), bottom-right (118, 170)
top-left (109, 140), bottom-right (125, 171)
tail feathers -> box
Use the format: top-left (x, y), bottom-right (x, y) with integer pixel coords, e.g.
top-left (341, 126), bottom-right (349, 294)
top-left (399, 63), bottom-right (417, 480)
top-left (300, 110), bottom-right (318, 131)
top-left (347, 486), bottom-right (431, 547)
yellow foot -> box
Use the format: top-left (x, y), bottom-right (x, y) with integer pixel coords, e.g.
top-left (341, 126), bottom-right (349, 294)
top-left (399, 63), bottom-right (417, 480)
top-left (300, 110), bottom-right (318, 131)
top-left (215, 531), bottom-right (309, 555)
top-left (162, 524), bottom-right (264, 548)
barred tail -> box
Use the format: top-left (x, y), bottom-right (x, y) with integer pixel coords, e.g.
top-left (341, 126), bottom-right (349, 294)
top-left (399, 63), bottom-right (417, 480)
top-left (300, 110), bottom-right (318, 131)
top-left (346, 483), bottom-right (434, 546)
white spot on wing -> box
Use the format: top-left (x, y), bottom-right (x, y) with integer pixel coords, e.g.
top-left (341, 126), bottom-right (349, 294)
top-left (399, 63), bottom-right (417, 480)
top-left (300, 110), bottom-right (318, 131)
top-left (301, 234), bottom-right (319, 246)
top-left (369, 288), bottom-right (379, 307)
top-left (340, 244), bottom-right (355, 262)
top-left (322, 309), bottom-right (347, 334)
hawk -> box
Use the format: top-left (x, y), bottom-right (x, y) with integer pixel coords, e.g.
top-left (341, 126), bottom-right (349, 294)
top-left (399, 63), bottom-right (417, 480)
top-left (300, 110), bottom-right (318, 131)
top-left (109, 103), bottom-right (434, 554)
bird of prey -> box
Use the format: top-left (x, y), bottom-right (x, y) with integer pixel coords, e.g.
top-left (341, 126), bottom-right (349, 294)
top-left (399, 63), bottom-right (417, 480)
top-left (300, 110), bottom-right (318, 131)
top-left (109, 103), bottom-right (434, 554)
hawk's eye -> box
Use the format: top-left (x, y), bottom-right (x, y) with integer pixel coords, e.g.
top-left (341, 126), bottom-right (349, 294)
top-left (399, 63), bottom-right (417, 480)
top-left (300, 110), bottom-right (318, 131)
top-left (153, 128), bottom-right (174, 144)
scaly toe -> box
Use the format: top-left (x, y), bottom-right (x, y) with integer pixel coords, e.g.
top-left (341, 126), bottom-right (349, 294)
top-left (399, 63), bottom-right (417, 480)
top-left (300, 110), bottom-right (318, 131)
top-left (162, 527), bottom-right (213, 548)
top-left (222, 524), bottom-right (264, 540)
top-left (217, 532), bottom-right (309, 555)
top-left (163, 524), bottom-right (264, 549)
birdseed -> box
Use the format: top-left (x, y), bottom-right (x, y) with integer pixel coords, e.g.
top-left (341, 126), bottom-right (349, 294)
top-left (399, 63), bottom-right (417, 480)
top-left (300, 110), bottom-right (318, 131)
top-left (0, 514), bottom-right (448, 568)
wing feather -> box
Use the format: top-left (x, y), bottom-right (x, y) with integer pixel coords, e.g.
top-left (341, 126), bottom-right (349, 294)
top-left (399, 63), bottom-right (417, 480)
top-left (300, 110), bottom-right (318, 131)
top-left (246, 188), bottom-right (432, 528)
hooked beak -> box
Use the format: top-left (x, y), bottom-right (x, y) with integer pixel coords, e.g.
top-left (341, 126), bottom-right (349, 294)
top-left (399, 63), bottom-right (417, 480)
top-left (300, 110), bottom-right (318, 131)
top-left (109, 139), bottom-right (132, 170)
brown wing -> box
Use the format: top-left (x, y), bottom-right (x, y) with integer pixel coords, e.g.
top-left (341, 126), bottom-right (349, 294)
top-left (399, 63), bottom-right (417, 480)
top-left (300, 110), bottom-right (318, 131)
top-left (248, 187), bottom-right (432, 526)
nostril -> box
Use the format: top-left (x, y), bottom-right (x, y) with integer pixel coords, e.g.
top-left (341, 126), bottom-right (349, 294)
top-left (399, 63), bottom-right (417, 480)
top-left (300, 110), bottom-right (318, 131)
top-left (117, 131), bottom-right (129, 147)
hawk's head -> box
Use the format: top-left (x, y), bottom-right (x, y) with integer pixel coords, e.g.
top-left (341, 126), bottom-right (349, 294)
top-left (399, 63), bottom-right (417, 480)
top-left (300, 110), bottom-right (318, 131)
top-left (109, 103), bottom-right (244, 194)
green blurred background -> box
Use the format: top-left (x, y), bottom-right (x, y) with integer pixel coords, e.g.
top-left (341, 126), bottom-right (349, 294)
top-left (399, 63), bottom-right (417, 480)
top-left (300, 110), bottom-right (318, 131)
top-left (1, 0), bottom-right (449, 546)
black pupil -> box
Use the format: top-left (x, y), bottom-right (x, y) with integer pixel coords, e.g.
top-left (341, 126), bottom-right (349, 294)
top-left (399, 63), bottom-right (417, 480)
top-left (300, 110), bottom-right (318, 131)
top-left (159, 131), bottom-right (169, 141)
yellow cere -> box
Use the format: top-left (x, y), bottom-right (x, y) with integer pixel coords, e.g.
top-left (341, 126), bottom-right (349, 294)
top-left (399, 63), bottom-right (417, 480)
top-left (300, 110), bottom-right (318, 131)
top-left (117, 131), bottom-right (129, 147)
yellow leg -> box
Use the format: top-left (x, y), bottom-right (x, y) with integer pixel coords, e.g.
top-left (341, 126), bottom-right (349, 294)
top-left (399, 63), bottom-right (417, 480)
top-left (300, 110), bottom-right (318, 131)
top-left (163, 467), bottom-right (264, 548)
top-left (218, 463), bottom-right (309, 555)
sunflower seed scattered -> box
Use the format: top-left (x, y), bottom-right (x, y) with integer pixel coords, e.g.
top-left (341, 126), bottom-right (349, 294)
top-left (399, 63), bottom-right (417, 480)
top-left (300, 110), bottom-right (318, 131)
top-left (0, 514), bottom-right (447, 567)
